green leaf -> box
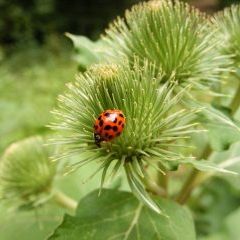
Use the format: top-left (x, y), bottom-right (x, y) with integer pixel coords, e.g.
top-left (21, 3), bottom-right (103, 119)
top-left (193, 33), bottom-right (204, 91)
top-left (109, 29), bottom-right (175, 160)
top-left (189, 102), bottom-right (240, 151)
top-left (0, 203), bottom-right (64, 240)
top-left (66, 33), bottom-right (105, 71)
top-left (223, 206), bottom-right (240, 239)
top-left (195, 196), bottom-right (240, 240)
top-left (49, 189), bottom-right (196, 240)
top-left (181, 159), bottom-right (238, 175)
top-left (0, 160), bottom-right (128, 240)
top-left (210, 141), bottom-right (240, 191)
top-left (207, 123), bottom-right (240, 151)
top-left (190, 178), bottom-right (240, 237)
top-left (202, 104), bottom-right (240, 132)
top-left (198, 233), bottom-right (228, 240)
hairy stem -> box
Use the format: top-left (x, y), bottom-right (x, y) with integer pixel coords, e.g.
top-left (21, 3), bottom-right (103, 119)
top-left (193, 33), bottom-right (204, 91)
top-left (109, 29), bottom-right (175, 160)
top-left (52, 190), bottom-right (78, 212)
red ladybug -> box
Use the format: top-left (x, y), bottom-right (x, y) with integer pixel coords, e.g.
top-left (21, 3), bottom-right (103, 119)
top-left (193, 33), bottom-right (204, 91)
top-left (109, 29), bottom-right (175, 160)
top-left (93, 109), bottom-right (126, 146)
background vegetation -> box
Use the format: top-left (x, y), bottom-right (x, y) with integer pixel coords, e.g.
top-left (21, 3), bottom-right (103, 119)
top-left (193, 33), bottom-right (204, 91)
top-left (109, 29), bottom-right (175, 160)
top-left (1, 0), bottom-right (240, 240)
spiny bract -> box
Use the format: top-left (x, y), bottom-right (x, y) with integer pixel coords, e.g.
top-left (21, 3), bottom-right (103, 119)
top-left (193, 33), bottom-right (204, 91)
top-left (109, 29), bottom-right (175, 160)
top-left (213, 5), bottom-right (240, 71)
top-left (102, 0), bottom-right (228, 93)
top-left (52, 60), bottom-right (197, 213)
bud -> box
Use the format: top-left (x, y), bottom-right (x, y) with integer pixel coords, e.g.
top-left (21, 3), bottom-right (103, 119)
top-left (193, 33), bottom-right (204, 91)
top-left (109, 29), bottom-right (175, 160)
top-left (213, 5), bottom-right (240, 71)
top-left (0, 136), bottom-right (56, 209)
top-left (52, 60), bottom-right (197, 213)
top-left (102, 0), bottom-right (229, 93)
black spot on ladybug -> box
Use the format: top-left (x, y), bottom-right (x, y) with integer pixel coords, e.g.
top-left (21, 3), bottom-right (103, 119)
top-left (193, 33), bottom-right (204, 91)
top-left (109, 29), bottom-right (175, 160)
top-left (104, 112), bottom-right (110, 117)
top-left (113, 126), bottom-right (118, 132)
top-left (122, 123), bottom-right (125, 128)
top-left (108, 135), bottom-right (113, 140)
top-left (119, 114), bottom-right (124, 118)
top-left (117, 132), bottom-right (121, 136)
top-left (118, 121), bottom-right (122, 125)
top-left (113, 118), bottom-right (117, 123)
top-left (94, 125), bottom-right (98, 130)
top-left (104, 125), bottom-right (112, 130)
top-left (105, 133), bottom-right (109, 138)
top-left (99, 120), bottom-right (104, 127)
top-left (98, 116), bottom-right (102, 120)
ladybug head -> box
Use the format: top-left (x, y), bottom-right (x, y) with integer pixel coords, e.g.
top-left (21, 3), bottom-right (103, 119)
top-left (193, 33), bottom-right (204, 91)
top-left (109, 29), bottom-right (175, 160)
top-left (94, 133), bottom-right (102, 147)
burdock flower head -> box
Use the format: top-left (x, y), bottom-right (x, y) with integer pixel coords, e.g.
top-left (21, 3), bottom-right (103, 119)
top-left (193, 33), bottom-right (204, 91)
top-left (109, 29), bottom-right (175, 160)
top-left (213, 5), bottom-right (240, 71)
top-left (102, 0), bottom-right (228, 93)
top-left (52, 60), bottom-right (198, 213)
top-left (0, 136), bottom-right (56, 209)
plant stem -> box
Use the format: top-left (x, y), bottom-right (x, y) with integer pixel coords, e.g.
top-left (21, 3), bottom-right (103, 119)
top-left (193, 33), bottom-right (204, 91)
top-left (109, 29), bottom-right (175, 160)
top-left (157, 162), bottom-right (168, 197)
top-left (52, 190), bottom-right (78, 212)
top-left (146, 180), bottom-right (167, 197)
top-left (176, 144), bottom-right (211, 204)
top-left (177, 74), bottom-right (240, 204)
top-left (230, 80), bottom-right (240, 115)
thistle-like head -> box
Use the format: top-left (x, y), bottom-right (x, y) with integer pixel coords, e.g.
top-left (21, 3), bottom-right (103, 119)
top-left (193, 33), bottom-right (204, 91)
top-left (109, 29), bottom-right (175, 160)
top-left (213, 5), bottom-right (240, 72)
top-left (102, 0), bottom-right (229, 94)
top-left (51, 60), bottom-right (197, 213)
top-left (0, 136), bottom-right (56, 209)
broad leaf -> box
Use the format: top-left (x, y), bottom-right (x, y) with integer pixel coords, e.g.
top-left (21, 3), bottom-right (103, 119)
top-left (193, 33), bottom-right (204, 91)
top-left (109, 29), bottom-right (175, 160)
top-left (66, 33), bottom-right (106, 71)
top-left (193, 102), bottom-right (240, 151)
top-left (196, 199), bottom-right (240, 240)
top-left (198, 233), bottom-right (228, 240)
top-left (207, 123), bottom-right (240, 151)
top-left (0, 203), bottom-right (64, 240)
top-left (181, 159), bottom-right (238, 175)
top-left (223, 206), bottom-right (240, 239)
top-left (49, 189), bottom-right (196, 240)
top-left (210, 141), bottom-right (240, 191)
top-left (190, 178), bottom-right (240, 238)
top-left (196, 200), bottom-right (240, 240)
top-left (0, 156), bottom-right (128, 240)
top-left (201, 104), bottom-right (240, 132)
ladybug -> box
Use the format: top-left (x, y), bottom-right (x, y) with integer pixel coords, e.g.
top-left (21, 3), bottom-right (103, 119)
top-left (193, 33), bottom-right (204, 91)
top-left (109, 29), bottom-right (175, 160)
top-left (93, 109), bottom-right (126, 146)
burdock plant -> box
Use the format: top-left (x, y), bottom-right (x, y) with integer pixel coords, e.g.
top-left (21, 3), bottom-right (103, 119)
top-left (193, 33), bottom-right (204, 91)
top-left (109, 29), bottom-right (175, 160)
top-left (3, 1), bottom-right (240, 239)
top-left (102, 0), bottom-right (229, 94)
top-left (0, 137), bottom-right (56, 209)
top-left (213, 5), bottom-right (240, 71)
top-left (51, 60), bottom-right (201, 213)
top-left (0, 136), bottom-right (77, 211)
top-left (213, 5), bottom-right (240, 113)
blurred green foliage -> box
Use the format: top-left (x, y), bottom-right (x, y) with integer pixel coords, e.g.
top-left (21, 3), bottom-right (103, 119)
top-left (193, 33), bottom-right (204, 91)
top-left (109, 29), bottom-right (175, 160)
top-left (0, 37), bottom-right (77, 154)
top-left (1, 1), bottom-right (240, 240)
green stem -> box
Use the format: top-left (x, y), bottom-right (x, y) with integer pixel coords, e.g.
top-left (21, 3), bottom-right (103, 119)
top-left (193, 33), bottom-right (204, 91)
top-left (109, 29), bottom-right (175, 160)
top-left (177, 76), bottom-right (240, 204)
top-left (230, 80), bottom-right (240, 115)
top-left (146, 178), bottom-right (167, 197)
top-left (157, 162), bottom-right (168, 197)
top-left (176, 144), bottom-right (211, 204)
top-left (176, 169), bottom-right (209, 204)
top-left (52, 190), bottom-right (78, 212)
